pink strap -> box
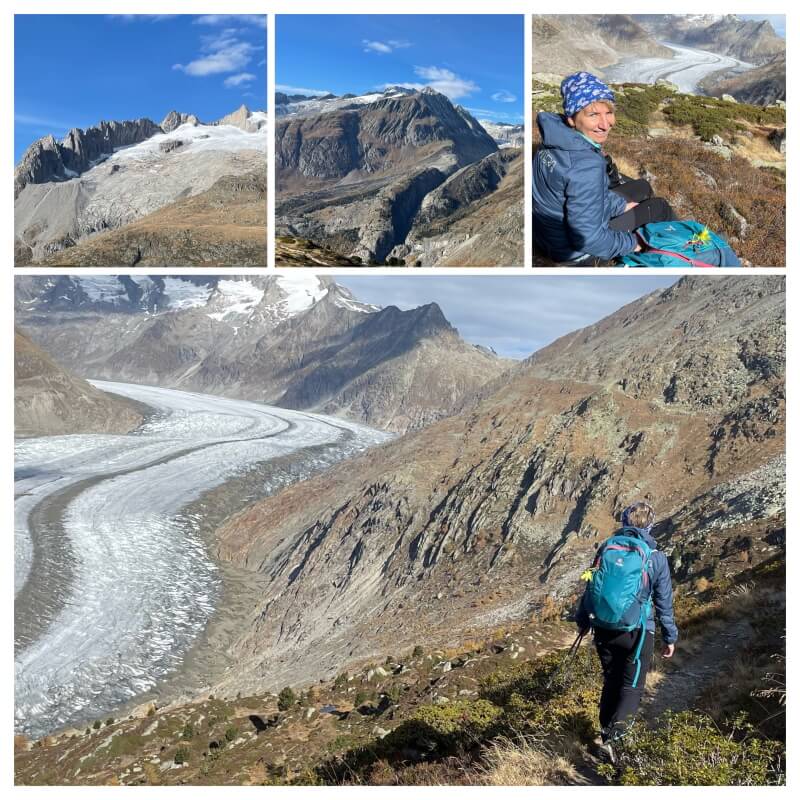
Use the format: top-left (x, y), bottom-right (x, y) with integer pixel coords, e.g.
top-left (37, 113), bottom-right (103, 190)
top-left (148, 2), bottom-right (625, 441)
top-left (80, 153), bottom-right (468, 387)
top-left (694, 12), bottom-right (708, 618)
top-left (646, 247), bottom-right (718, 268)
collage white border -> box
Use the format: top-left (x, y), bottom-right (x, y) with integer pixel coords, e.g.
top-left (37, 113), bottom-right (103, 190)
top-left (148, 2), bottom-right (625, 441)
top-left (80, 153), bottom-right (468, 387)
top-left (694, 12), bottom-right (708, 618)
top-left (3, 1), bottom-right (794, 797)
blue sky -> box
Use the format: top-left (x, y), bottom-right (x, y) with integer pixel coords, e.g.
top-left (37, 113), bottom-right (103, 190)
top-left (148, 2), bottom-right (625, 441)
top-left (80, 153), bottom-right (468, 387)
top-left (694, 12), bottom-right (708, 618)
top-left (339, 276), bottom-right (676, 360)
top-left (14, 14), bottom-right (266, 163)
top-left (277, 15), bottom-right (523, 126)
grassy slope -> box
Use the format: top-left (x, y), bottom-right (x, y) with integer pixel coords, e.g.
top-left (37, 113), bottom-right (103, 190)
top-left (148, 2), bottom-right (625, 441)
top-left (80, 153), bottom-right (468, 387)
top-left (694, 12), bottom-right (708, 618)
top-left (15, 558), bottom-right (784, 786)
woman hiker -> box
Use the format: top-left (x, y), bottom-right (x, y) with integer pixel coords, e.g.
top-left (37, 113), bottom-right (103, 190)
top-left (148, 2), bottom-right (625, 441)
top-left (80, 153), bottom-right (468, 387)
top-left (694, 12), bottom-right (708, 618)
top-left (575, 501), bottom-right (679, 763)
top-left (533, 72), bottom-right (675, 265)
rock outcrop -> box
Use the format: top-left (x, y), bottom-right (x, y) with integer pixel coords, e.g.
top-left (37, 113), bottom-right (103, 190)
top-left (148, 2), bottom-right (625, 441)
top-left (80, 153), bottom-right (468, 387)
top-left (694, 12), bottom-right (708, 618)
top-left (276, 88), bottom-right (520, 265)
top-left (204, 277), bottom-right (784, 696)
top-left (14, 118), bottom-right (162, 197)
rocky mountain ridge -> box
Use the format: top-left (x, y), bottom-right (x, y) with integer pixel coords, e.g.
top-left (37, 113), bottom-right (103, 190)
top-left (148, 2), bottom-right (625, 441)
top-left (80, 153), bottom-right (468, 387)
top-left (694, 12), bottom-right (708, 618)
top-left (532, 14), bottom-right (672, 75)
top-left (15, 275), bottom-right (508, 433)
top-left (276, 88), bottom-right (521, 265)
top-left (633, 14), bottom-right (784, 65)
top-left (15, 105), bottom-right (267, 266)
top-left (201, 277), bottom-right (784, 697)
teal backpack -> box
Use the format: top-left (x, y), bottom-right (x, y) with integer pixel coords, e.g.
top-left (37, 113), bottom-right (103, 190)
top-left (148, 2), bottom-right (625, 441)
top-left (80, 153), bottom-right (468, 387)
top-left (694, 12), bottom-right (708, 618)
top-left (581, 530), bottom-right (654, 687)
top-left (621, 221), bottom-right (741, 267)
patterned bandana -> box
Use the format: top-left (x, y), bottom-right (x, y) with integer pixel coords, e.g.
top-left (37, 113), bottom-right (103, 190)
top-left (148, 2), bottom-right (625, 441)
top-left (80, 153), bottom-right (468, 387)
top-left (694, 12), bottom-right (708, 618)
top-left (560, 72), bottom-right (615, 118)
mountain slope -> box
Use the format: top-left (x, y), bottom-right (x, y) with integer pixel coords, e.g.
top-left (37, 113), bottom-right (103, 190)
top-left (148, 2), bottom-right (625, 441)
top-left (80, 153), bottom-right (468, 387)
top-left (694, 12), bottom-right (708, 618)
top-left (532, 14), bottom-right (672, 75)
top-left (15, 276), bottom-right (508, 433)
top-left (14, 107), bottom-right (266, 266)
top-left (14, 330), bottom-right (144, 436)
top-left (276, 88), bottom-right (520, 265)
top-left (205, 277), bottom-right (784, 697)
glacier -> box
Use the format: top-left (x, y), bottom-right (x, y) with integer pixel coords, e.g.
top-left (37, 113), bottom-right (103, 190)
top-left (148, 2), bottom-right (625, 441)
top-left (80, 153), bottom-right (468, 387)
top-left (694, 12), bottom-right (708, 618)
top-left (14, 383), bottom-right (390, 737)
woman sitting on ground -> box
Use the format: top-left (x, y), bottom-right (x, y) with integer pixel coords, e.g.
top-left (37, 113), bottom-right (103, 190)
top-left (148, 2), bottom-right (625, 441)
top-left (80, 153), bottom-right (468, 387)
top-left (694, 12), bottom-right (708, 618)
top-left (533, 72), bottom-right (675, 266)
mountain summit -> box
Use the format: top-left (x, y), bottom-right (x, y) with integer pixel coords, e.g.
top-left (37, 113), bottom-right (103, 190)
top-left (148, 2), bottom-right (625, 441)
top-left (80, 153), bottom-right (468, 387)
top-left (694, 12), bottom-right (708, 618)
top-left (276, 88), bottom-right (523, 265)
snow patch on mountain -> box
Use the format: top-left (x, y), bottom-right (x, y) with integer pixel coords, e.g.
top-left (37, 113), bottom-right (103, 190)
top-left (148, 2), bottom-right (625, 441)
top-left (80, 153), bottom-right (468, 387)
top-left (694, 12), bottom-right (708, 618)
top-left (207, 280), bottom-right (265, 322)
top-left (162, 278), bottom-right (214, 311)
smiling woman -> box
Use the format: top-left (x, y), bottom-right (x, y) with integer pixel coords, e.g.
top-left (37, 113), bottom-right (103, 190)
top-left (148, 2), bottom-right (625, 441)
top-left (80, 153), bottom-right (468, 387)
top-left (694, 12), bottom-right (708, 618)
top-left (533, 72), bottom-right (675, 266)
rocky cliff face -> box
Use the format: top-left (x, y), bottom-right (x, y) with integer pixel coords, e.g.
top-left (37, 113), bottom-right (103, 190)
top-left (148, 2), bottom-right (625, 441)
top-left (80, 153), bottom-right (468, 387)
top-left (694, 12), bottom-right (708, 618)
top-left (703, 53), bottom-right (786, 106)
top-left (276, 88), bottom-right (519, 265)
top-left (15, 107), bottom-right (267, 265)
top-left (206, 277), bottom-right (784, 696)
top-left (14, 330), bottom-right (144, 437)
top-left (15, 275), bottom-right (508, 433)
top-left (277, 89), bottom-right (496, 181)
top-left (14, 119), bottom-right (162, 198)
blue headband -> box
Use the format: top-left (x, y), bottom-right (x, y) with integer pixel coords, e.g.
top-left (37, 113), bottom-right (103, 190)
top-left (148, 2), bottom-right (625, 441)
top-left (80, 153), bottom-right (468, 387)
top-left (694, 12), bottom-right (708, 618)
top-left (560, 72), bottom-right (615, 118)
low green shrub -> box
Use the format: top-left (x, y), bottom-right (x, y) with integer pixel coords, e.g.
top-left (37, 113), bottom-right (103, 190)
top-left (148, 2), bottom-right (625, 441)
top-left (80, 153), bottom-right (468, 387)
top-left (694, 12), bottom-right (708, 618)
top-left (604, 711), bottom-right (784, 785)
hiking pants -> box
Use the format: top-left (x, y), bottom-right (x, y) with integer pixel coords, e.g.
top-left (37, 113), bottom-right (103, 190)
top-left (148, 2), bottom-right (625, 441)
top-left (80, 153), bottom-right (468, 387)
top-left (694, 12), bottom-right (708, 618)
top-left (609, 179), bottom-right (675, 232)
top-left (594, 628), bottom-right (655, 732)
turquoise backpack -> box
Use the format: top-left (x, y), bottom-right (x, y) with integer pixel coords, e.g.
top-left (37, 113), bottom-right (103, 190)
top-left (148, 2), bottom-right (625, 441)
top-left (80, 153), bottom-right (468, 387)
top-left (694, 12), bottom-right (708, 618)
top-left (582, 530), bottom-right (653, 687)
top-left (621, 221), bottom-right (741, 267)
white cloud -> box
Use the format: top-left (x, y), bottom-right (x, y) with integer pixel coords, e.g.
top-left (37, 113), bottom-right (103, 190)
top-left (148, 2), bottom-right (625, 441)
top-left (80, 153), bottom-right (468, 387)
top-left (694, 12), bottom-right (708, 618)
top-left (224, 72), bottom-right (256, 88)
top-left (362, 39), bottom-right (412, 54)
top-left (194, 15), bottom-right (266, 28)
top-left (363, 40), bottom-right (392, 54)
top-left (276, 84), bottom-right (331, 97)
top-left (413, 66), bottom-right (479, 99)
top-left (173, 35), bottom-right (259, 77)
top-left (491, 90), bottom-right (517, 103)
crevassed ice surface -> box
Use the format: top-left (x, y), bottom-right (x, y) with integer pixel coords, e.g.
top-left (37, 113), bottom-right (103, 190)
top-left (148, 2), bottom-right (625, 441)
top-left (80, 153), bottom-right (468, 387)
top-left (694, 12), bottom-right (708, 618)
top-left (15, 382), bottom-right (390, 737)
top-left (602, 42), bottom-right (754, 95)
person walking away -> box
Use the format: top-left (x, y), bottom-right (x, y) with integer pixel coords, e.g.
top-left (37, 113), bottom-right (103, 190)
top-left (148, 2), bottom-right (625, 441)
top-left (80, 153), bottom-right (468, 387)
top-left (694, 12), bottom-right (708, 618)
top-left (575, 501), bottom-right (678, 762)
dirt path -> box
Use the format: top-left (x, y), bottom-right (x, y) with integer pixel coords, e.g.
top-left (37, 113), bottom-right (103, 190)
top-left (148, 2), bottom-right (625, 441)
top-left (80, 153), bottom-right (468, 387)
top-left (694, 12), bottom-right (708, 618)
top-left (643, 619), bottom-right (755, 719)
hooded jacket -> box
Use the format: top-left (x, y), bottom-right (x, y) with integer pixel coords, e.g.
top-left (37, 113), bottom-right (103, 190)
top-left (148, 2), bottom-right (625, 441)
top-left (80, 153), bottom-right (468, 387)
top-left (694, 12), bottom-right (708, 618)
top-left (575, 526), bottom-right (679, 644)
top-left (533, 112), bottom-right (638, 262)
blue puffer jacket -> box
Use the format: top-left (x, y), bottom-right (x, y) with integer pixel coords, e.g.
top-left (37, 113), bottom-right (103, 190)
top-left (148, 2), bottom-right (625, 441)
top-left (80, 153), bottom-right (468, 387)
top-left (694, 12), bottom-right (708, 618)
top-left (575, 526), bottom-right (679, 644)
top-left (533, 112), bottom-right (638, 262)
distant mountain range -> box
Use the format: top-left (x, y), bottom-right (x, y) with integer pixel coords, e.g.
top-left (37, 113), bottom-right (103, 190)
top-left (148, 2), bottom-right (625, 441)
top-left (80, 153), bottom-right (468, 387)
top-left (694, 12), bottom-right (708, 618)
top-left (15, 275), bottom-right (509, 434)
top-left (14, 106), bottom-right (266, 267)
top-left (275, 87), bottom-right (523, 266)
top-left (533, 14), bottom-right (784, 105)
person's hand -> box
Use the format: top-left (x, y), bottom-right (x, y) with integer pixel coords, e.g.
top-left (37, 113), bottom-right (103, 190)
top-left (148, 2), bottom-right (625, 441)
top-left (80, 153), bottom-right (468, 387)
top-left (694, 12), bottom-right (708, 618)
top-left (662, 643), bottom-right (675, 658)
top-left (624, 201), bottom-right (639, 212)
top-left (633, 242), bottom-right (642, 252)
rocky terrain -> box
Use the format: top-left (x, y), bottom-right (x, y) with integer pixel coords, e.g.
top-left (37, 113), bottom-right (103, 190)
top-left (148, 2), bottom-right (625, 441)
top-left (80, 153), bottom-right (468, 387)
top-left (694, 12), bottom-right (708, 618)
top-left (14, 276), bottom-right (785, 785)
top-left (701, 53), bottom-right (786, 106)
top-left (14, 106), bottom-right (266, 266)
top-left (275, 88), bottom-right (522, 265)
top-left (534, 15), bottom-right (785, 104)
top-left (633, 14), bottom-right (784, 66)
top-left (14, 331), bottom-right (143, 436)
top-left (196, 277), bottom-right (783, 698)
top-left (532, 15), bottom-right (672, 76)
top-left (15, 275), bottom-right (509, 434)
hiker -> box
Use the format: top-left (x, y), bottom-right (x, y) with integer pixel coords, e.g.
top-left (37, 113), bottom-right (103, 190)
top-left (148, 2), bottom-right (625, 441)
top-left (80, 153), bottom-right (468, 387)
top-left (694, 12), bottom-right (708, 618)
top-left (533, 72), bottom-right (675, 265)
top-left (575, 501), bottom-right (678, 760)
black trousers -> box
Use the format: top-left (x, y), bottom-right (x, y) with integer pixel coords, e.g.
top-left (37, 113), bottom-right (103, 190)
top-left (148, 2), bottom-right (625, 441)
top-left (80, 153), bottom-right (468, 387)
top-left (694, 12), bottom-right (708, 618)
top-left (594, 628), bottom-right (655, 731)
top-left (609, 179), bottom-right (675, 233)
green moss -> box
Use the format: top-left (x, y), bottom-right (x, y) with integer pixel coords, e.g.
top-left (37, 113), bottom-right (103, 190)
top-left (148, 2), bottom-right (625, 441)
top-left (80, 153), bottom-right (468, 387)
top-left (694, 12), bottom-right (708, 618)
top-left (604, 711), bottom-right (784, 785)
